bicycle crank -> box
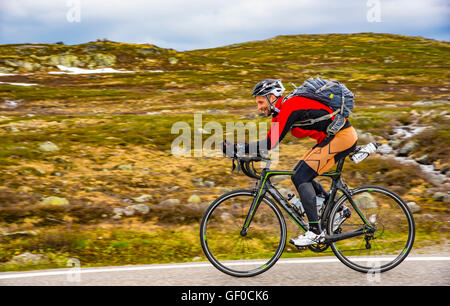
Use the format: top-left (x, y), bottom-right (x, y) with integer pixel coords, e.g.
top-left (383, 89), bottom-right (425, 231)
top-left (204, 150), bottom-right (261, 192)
top-left (308, 243), bottom-right (329, 253)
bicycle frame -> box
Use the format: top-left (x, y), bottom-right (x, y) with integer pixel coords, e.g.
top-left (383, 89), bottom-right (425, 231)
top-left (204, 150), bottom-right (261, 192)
top-left (240, 158), bottom-right (376, 243)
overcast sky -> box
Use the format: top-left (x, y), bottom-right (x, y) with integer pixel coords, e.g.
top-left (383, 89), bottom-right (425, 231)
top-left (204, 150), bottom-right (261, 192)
top-left (0, 0), bottom-right (449, 51)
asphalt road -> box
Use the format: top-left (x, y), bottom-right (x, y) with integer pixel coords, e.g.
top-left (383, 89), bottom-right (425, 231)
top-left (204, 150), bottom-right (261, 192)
top-left (0, 255), bottom-right (449, 286)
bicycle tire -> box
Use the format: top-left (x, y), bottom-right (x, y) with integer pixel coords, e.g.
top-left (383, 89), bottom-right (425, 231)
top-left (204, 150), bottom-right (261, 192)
top-left (200, 189), bottom-right (287, 277)
top-left (328, 185), bottom-right (415, 273)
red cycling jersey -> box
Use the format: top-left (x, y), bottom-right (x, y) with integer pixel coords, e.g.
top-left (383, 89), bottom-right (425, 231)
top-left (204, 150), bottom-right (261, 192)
top-left (247, 95), bottom-right (351, 155)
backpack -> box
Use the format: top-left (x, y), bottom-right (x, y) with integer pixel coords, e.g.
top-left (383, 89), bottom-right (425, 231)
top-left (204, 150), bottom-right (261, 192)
top-left (282, 77), bottom-right (354, 136)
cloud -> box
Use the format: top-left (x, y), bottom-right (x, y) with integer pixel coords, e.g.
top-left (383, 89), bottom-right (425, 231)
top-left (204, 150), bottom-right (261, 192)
top-left (0, 0), bottom-right (448, 50)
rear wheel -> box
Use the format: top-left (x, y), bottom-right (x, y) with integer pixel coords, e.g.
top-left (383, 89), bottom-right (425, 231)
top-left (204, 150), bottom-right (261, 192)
top-left (200, 190), bottom-right (286, 277)
top-left (328, 186), bottom-right (415, 273)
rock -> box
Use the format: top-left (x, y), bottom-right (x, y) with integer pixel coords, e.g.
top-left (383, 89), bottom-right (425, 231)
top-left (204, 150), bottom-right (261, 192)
top-left (8, 252), bottom-right (48, 265)
top-left (48, 54), bottom-right (80, 67)
top-left (133, 194), bottom-right (152, 203)
top-left (0, 66), bottom-right (13, 73)
top-left (7, 126), bottom-right (20, 133)
top-left (92, 53), bottom-right (116, 67)
top-left (1, 99), bottom-right (21, 109)
top-left (432, 192), bottom-right (446, 202)
top-left (159, 199), bottom-right (180, 206)
top-left (112, 208), bottom-right (124, 219)
top-left (188, 194), bottom-right (201, 203)
top-left (429, 174), bottom-right (446, 186)
top-left (168, 186), bottom-right (180, 192)
top-left (354, 193), bottom-right (378, 209)
top-left (129, 204), bottom-right (150, 214)
top-left (412, 100), bottom-right (434, 107)
top-left (168, 57), bottom-right (178, 65)
top-left (112, 205), bottom-right (146, 218)
top-left (39, 141), bottom-right (59, 152)
top-left (39, 196), bottom-right (69, 206)
top-left (21, 61), bottom-right (34, 71)
top-left (415, 154), bottom-right (431, 165)
top-left (192, 177), bottom-right (203, 187)
top-left (358, 132), bottom-right (376, 143)
top-left (4, 60), bottom-right (19, 67)
top-left (397, 141), bottom-right (418, 157)
top-left (406, 201), bottom-right (420, 213)
top-left (203, 180), bottom-right (215, 188)
top-left (410, 110), bottom-right (419, 117)
top-left (84, 44), bottom-right (102, 51)
top-left (388, 139), bottom-right (402, 149)
top-left (116, 164), bottom-right (132, 170)
top-left (137, 48), bottom-right (162, 55)
top-left (378, 143), bottom-right (394, 155)
top-left (122, 206), bottom-right (135, 216)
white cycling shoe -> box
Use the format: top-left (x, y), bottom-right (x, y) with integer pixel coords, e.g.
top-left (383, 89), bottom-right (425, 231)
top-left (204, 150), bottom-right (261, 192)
top-left (289, 230), bottom-right (326, 247)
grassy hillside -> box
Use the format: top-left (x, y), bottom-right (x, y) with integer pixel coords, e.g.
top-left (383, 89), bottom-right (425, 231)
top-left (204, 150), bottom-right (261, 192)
top-left (0, 33), bottom-right (449, 271)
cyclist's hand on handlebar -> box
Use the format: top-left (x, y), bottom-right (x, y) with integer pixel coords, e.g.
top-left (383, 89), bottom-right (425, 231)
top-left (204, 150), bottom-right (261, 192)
top-left (222, 140), bottom-right (237, 157)
top-left (222, 140), bottom-right (248, 158)
top-left (222, 140), bottom-right (270, 160)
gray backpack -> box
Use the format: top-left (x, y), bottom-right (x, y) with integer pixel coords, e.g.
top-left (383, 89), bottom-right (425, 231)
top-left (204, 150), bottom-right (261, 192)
top-left (283, 77), bottom-right (354, 136)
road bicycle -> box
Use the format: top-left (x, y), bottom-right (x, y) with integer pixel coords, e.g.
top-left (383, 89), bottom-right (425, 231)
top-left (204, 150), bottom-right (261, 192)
top-left (200, 143), bottom-right (415, 277)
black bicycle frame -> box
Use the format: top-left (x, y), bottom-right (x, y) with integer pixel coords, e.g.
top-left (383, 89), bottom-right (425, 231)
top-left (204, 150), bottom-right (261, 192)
top-left (240, 158), bottom-right (375, 243)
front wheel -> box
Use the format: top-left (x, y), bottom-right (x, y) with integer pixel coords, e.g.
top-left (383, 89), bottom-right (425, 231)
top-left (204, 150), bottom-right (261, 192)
top-left (200, 190), bottom-right (287, 277)
top-left (328, 185), bottom-right (415, 273)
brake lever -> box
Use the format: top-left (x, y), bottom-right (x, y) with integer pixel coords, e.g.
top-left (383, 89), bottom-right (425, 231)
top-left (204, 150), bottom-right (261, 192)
top-left (231, 157), bottom-right (241, 174)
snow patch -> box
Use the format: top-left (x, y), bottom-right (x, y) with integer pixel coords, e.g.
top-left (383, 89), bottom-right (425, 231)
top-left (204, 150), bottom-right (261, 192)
top-left (0, 82), bottom-right (37, 86)
top-left (49, 65), bottom-right (135, 75)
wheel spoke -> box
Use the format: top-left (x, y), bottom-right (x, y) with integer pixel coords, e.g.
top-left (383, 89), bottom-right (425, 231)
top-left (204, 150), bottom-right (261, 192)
top-left (328, 186), bottom-right (415, 273)
top-left (201, 191), bottom-right (286, 277)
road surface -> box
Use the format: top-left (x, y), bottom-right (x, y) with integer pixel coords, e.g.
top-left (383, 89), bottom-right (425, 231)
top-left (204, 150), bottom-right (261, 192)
top-left (0, 255), bottom-right (449, 286)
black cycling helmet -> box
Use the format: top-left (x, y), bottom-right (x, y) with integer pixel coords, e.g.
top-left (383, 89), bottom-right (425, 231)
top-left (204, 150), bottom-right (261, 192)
top-left (252, 79), bottom-right (285, 116)
top-left (252, 79), bottom-right (285, 98)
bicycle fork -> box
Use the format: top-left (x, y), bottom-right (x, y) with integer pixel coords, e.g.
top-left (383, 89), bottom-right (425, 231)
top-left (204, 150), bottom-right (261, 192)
top-left (240, 169), bottom-right (309, 236)
top-left (240, 176), bottom-right (266, 237)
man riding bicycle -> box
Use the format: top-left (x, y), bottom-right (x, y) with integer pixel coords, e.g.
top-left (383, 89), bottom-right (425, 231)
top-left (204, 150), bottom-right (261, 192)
top-left (223, 79), bottom-right (358, 246)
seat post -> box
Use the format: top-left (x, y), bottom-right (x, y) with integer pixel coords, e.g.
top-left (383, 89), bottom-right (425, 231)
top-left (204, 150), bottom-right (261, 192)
top-left (335, 158), bottom-right (346, 173)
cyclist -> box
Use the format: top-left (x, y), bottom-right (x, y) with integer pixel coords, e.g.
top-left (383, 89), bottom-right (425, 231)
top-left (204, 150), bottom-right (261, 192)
top-left (223, 79), bottom-right (358, 246)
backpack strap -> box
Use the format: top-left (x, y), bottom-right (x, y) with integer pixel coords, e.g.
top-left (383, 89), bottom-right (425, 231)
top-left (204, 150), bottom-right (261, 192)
top-left (315, 81), bottom-right (338, 93)
top-left (291, 109), bottom-right (340, 127)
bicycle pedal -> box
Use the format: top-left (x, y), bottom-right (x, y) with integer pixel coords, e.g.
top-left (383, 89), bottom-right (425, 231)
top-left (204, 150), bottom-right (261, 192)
top-left (295, 246), bottom-right (307, 251)
top-left (289, 239), bottom-right (307, 251)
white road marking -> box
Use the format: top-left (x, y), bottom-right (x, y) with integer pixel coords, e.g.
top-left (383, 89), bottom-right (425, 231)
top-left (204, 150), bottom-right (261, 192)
top-left (0, 256), bottom-right (448, 280)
